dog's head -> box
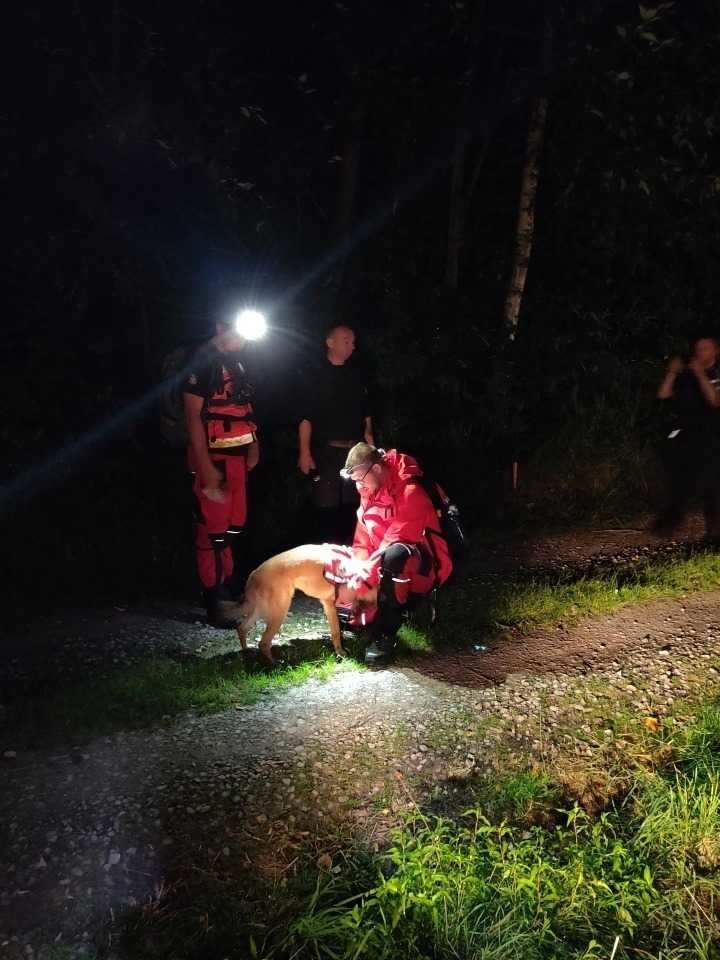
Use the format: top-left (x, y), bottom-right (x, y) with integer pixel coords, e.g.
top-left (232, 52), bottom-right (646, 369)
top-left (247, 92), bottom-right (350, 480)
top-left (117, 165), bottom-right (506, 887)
top-left (335, 583), bottom-right (378, 629)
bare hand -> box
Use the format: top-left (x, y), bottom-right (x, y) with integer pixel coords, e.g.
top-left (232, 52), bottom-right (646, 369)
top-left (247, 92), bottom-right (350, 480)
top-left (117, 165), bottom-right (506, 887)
top-left (202, 464), bottom-right (224, 489)
top-left (246, 441), bottom-right (259, 472)
top-left (688, 357), bottom-right (704, 376)
top-left (298, 451), bottom-right (316, 475)
top-left (202, 484), bottom-right (228, 504)
top-left (668, 356), bottom-right (685, 375)
top-left (200, 464), bottom-right (227, 501)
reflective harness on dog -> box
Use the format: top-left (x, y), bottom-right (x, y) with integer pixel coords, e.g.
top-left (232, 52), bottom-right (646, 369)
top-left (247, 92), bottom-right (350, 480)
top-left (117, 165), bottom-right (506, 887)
top-left (322, 546), bottom-right (373, 596)
top-left (322, 546), bottom-right (378, 628)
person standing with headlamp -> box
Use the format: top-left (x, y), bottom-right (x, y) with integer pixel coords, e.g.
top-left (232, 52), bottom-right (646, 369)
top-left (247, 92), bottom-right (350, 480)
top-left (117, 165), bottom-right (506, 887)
top-left (183, 310), bottom-right (265, 626)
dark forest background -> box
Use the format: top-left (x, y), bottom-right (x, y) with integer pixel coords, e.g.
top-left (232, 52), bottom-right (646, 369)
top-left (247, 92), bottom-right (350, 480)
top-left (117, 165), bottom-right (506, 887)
top-left (2, 0), bottom-right (719, 618)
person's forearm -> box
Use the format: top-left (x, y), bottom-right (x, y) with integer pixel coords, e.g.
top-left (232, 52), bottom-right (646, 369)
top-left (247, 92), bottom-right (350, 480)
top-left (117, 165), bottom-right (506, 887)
top-left (187, 415), bottom-right (213, 478)
top-left (695, 369), bottom-right (720, 408)
top-left (298, 419), bottom-right (312, 454)
top-left (657, 372), bottom-right (678, 400)
top-left (363, 416), bottom-right (374, 444)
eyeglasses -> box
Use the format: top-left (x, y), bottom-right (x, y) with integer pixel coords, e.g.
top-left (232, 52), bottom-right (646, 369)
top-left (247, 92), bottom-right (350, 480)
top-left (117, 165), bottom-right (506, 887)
top-left (348, 462), bottom-right (375, 484)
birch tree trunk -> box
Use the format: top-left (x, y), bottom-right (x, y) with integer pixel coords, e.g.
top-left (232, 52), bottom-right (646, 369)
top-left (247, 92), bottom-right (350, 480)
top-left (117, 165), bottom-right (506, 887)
top-left (502, 96), bottom-right (548, 340)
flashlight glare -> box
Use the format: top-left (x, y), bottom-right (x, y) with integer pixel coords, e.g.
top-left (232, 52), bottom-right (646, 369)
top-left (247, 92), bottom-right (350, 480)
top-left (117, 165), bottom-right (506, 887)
top-left (235, 309), bottom-right (267, 340)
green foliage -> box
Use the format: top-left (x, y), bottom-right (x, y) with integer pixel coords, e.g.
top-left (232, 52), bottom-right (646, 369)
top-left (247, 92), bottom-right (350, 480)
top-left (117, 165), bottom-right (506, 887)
top-left (423, 551), bottom-right (720, 648)
top-left (277, 713), bottom-right (720, 959)
top-left (679, 703), bottom-right (720, 780)
top-left (486, 769), bottom-right (561, 822)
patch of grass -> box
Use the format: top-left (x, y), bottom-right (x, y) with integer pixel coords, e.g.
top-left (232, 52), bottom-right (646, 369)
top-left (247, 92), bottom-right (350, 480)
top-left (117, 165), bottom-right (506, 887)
top-left (425, 550), bottom-right (720, 646)
top-left (9, 653), bottom-right (362, 745)
top-left (487, 769), bottom-right (561, 822)
top-left (43, 948), bottom-right (97, 960)
top-left (397, 623), bottom-right (433, 652)
top-left (680, 702), bottom-right (720, 779)
top-left (276, 708), bottom-right (720, 959)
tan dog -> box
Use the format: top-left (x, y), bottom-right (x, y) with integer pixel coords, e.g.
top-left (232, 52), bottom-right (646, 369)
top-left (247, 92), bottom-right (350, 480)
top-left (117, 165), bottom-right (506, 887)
top-left (235, 544), bottom-right (376, 662)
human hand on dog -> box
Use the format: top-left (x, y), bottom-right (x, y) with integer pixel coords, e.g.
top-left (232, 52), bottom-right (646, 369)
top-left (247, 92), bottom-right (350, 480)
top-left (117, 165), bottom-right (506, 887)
top-left (346, 558), bottom-right (379, 592)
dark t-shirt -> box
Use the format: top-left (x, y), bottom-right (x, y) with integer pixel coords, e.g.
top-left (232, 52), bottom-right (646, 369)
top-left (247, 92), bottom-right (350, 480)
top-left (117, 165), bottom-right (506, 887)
top-left (183, 344), bottom-right (253, 404)
top-left (298, 357), bottom-right (371, 444)
top-left (669, 365), bottom-right (720, 439)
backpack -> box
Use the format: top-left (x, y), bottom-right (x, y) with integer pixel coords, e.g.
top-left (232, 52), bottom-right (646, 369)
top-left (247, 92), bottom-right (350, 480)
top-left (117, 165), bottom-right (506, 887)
top-left (413, 473), bottom-right (468, 560)
top-left (158, 342), bottom-right (200, 448)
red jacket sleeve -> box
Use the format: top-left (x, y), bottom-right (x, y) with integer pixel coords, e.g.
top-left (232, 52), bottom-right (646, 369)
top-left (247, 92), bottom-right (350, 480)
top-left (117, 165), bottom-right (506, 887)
top-left (352, 519), bottom-right (374, 559)
top-left (376, 484), bottom-right (431, 553)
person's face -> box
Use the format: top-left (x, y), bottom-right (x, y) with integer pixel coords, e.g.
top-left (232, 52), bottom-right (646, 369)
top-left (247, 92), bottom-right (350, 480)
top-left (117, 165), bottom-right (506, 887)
top-left (350, 461), bottom-right (383, 493)
top-left (693, 338), bottom-right (718, 369)
top-left (327, 327), bottom-right (356, 362)
top-left (215, 323), bottom-right (246, 354)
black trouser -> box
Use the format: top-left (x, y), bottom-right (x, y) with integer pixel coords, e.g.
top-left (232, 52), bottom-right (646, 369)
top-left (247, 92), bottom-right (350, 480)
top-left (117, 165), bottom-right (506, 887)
top-left (312, 443), bottom-right (359, 544)
top-left (371, 542), bottom-right (434, 644)
top-left (657, 430), bottom-right (720, 535)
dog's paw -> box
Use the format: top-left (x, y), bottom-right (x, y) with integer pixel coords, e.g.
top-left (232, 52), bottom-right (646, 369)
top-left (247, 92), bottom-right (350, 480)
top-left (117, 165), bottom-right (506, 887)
top-left (333, 647), bottom-right (349, 660)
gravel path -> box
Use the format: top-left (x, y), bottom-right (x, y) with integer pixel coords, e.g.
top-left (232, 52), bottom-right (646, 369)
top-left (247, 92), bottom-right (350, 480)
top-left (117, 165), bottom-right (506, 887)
top-left (1, 524), bottom-right (719, 958)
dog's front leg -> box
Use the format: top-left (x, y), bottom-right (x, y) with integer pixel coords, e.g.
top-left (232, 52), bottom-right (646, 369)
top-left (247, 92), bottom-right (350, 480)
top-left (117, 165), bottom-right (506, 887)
top-left (320, 597), bottom-right (347, 657)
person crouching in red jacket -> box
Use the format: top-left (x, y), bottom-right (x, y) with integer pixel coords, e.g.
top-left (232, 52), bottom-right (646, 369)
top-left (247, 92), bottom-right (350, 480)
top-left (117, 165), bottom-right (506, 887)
top-left (340, 443), bottom-right (452, 663)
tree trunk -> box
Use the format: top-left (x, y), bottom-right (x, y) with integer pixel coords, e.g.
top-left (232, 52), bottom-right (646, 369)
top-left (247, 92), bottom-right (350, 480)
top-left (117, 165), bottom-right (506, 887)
top-left (502, 96), bottom-right (548, 340)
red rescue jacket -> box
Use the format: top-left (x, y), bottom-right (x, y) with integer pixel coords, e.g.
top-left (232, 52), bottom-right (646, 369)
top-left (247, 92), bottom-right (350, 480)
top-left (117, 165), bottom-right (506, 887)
top-left (352, 450), bottom-right (453, 586)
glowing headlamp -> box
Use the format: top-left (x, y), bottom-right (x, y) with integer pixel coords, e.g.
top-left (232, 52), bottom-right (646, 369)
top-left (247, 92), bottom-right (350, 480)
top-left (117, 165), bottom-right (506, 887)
top-left (235, 309), bottom-right (267, 341)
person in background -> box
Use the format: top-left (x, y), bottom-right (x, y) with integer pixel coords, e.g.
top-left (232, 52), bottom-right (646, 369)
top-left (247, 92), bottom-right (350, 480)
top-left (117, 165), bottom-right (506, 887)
top-left (183, 318), bottom-right (259, 626)
top-left (297, 325), bottom-right (374, 543)
top-left (655, 333), bottom-right (720, 539)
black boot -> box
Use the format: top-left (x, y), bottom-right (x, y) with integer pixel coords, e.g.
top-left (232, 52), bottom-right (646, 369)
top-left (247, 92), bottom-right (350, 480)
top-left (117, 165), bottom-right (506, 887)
top-left (364, 634), bottom-right (397, 665)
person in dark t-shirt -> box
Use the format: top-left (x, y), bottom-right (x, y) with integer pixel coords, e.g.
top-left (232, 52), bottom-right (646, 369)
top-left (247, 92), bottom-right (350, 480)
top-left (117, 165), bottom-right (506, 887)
top-left (297, 325), bottom-right (373, 543)
top-left (655, 334), bottom-right (720, 537)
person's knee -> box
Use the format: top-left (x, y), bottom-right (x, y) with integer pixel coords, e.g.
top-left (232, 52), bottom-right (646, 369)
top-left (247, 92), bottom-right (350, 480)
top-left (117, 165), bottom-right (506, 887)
top-left (381, 542), bottom-right (414, 573)
top-left (379, 543), bottom-right (415, 606)
top-left (208, 531), bottom-right (227, 551)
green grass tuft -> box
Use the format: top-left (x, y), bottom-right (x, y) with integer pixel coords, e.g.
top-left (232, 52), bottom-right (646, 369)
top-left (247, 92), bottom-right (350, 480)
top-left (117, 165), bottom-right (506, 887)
top-left (10, 653), bottom-right (361, 744)
top-left (278, 763), bottom-right (720, 959)
top-left (423, 551), bottom-right (720, 648)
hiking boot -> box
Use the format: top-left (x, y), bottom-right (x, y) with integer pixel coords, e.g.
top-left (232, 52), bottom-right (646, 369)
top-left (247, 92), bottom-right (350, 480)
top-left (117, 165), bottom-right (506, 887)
top-left (364, 637), bottom-right (397, 665)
